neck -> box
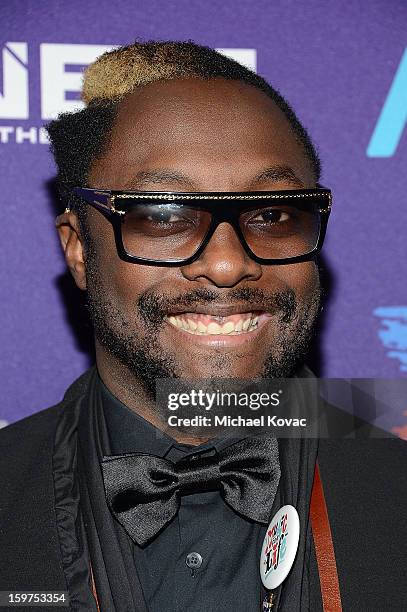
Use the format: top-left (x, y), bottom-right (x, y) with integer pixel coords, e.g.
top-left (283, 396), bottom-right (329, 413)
top-left (95, 344), bottom-right (211, 446)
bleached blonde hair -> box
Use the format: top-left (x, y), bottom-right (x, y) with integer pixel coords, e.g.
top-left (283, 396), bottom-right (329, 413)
top-left (82, 40), bottom-right (243, 105)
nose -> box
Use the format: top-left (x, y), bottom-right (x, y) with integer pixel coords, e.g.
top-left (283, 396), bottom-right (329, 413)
top-left (180, 222), bottom-right (262, 287)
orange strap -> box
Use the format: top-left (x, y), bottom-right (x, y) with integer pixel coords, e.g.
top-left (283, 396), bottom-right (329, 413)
top-left (310, 462), bottom-right (343, 611)
top-left (90, 462), bottom-right (342, 612)
top-left (90, 561), bottom-right (100, 612)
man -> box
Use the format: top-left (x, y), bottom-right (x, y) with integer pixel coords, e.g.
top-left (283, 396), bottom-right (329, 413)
top-left (0, 41), bottom-right (406, 612)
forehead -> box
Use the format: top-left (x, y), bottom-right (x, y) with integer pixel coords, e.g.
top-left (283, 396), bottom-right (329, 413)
top-left (90, 77), bottom-right (314, 188)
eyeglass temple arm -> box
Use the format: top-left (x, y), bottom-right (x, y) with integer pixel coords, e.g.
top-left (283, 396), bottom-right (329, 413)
top-left (72, 187), bottom-right (117, 216)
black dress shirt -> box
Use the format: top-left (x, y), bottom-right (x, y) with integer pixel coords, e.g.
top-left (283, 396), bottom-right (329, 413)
top-left (100, 380), bottom-right (270, 612)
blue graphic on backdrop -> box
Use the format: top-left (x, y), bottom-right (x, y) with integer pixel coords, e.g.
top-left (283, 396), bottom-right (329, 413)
top-left (367, 47), bottom-right (407, 157)
top-left (373, 306), bottom-right (407, 372)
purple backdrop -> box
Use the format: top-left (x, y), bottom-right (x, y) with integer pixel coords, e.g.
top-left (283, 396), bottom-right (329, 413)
top-left (1, 0), bottom-right (407, 434)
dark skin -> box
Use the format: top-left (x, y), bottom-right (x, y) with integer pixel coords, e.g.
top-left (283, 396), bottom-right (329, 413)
top-left (56, 77), bottom-right (321, 443)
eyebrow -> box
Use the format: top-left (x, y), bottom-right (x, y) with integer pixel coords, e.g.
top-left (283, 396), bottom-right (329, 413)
top-left (125, 170), bottom-right (198, 190)
top-left (251, 166), bottom-right (305, 187)
top-left (125, 165), bottom-right (304, 190)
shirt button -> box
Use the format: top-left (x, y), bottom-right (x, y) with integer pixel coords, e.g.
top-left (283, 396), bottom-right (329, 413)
top-left (186, 552), bottom-right (203, 569)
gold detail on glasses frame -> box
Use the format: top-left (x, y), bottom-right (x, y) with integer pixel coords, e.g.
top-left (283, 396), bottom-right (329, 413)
top-left (67, 190), bottom-right (332, 215)
top-left (107, 191), bottom-right (332, 215)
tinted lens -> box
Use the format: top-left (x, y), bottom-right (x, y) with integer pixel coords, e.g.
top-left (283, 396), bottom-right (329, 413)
top-left (121, 202), bottom-right (212, 261)
top-left (239, 204), bottom-right (321, 259)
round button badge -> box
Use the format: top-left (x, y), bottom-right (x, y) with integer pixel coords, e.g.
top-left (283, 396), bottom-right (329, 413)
top-left (260, 505), bottom-right (300, 590)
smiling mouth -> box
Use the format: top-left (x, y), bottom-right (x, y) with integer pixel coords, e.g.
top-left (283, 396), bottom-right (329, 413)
top-left (165, 311), bottom-right (268, 335)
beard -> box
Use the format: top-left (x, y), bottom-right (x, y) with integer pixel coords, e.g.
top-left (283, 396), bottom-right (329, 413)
top-left (85, 255), bottom-right (323, 402)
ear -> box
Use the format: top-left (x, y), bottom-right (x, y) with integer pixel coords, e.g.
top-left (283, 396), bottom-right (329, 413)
top-left (56, 210), bottom-right (87, 290)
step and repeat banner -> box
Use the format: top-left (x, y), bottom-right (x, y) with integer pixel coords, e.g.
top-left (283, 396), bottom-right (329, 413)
top-left (1, 0), bottom-right (406, 434)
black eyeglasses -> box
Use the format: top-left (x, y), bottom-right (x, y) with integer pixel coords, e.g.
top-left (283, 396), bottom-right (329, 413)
top-left (72, 187), bottom-right (332, 266)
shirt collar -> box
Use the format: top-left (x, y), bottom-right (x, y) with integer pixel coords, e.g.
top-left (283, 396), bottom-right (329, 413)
top-left (99, 376), bottom-right (242, 460)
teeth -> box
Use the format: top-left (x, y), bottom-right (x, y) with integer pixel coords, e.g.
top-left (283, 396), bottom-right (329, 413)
top-left (234, 320), bottom-right (243, 332)
top-left (249, 316), bottom-right (259, 331)
top-left (166, 312), bottom-right (263, 335)
top-left (207, 322), bottom-right (222, 334)
top-left (222, 321), bottom-right (235, 334)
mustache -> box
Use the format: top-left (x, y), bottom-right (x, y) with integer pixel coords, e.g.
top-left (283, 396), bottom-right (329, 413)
top-left (137, 286), bottom-right (297, 327)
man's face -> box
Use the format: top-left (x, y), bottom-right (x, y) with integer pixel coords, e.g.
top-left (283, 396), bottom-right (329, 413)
top-left (79, 77), bottom-right (321, 393)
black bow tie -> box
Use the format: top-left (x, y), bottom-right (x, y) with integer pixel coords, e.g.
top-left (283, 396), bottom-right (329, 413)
top-left (101, 436), bottom-right (281, 546)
